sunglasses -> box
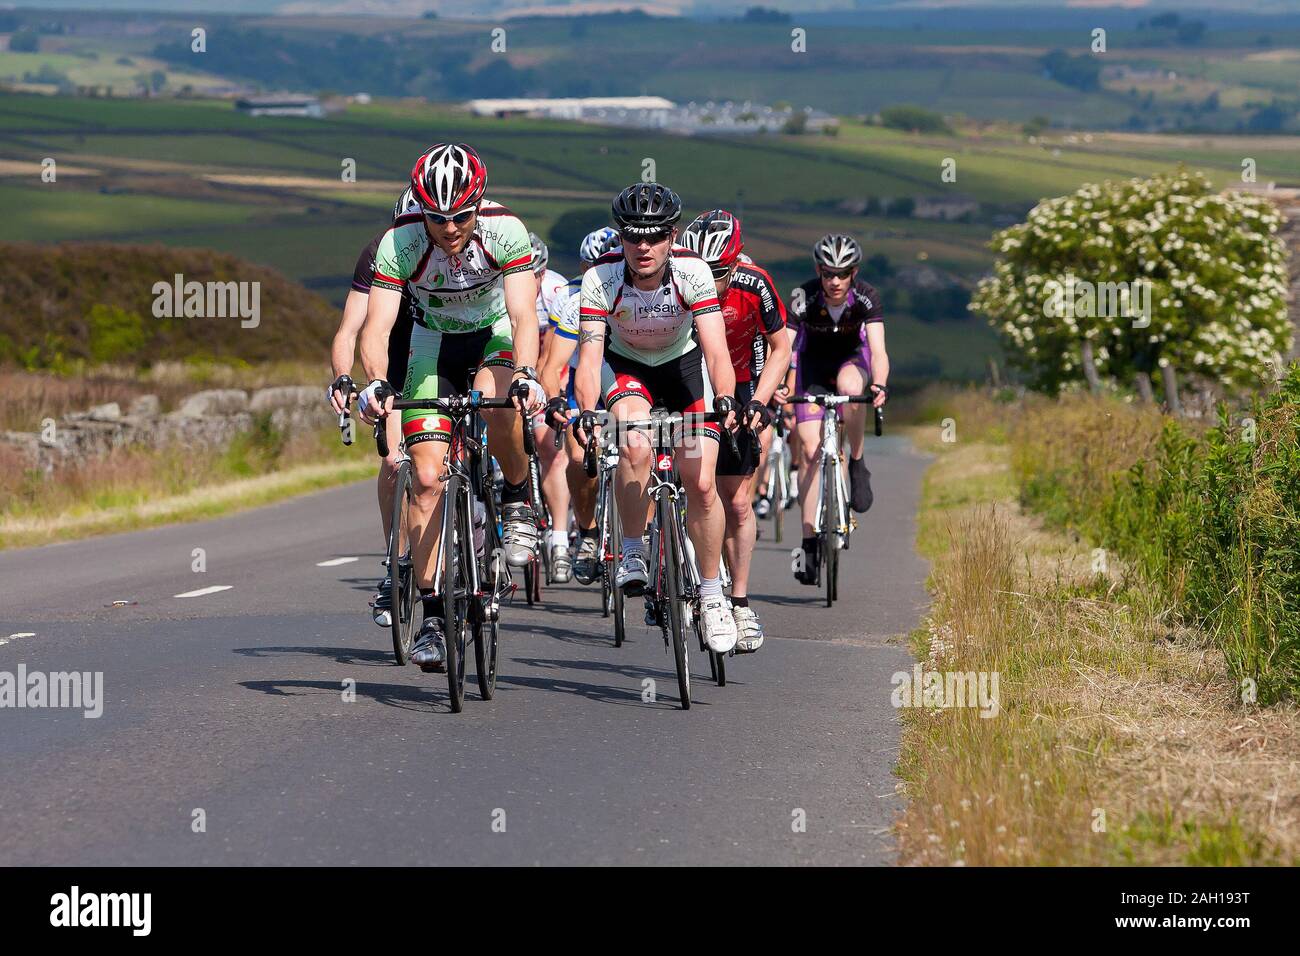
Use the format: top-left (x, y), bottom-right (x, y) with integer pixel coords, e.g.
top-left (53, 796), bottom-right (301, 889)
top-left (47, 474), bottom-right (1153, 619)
top-left (425, 208), bottom-right (476, 226)
top-left (621, 229), bottom-right (673, 246)
top-left (821, 267), bottom-right (854, 280)
top-left (710, 265), bottom-right (733, 280)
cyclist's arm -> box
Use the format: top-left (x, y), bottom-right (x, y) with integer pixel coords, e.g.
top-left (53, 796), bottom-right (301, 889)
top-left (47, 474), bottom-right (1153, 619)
top-left (359, 286), bottom-right (401, 385)
top-left (540, 321), bottom-right (576, 402)
top-left (752, 324), bottom-right (791, 407)
top-left (574, 318), bottom-right (605, 412)
top-left (331, 289), bottom-right (368, 379)
top-left (866, 321), bottom-right (889, 401)
top-left (504, 268), bottom-right (540, 371)
top-left (695, 312), bottom-right (736, 407)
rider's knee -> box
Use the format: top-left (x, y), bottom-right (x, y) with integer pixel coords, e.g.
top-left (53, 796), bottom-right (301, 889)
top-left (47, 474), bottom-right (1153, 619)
top-left (411, 455), bottom-right (444, 498)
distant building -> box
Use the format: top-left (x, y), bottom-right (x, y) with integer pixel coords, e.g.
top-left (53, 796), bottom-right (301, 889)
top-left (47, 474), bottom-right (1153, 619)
top-left (466, 96), bottom-right (676, 120)
top-left (235, 96), bottom-right (325, 118)
top-left (914, 196), bottom-right (980, 221)
top-left (465, 96), bottom-right (838, 137)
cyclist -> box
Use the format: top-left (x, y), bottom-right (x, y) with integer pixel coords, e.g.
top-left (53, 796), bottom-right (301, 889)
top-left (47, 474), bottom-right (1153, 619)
top-left (572, 182), bottom-right (741, 653)
top-left (680, 210), bottom-right (790, 652)
top-left (357, 143), bottom-right (546, 671)
top-left (788, 233), bottom-right (890, 586)
top-left (326, 186), bottom-right (421, 628)
top-left (528, 232), bottom-right (574, 582)
top-left (539, 226), bottom-right (621, 586)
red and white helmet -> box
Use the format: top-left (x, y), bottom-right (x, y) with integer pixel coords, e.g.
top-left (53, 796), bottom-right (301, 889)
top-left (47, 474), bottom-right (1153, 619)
top-left (410, 143), bottom-right (488, 214)
top-left (681, 209), bottom-right (744, 272)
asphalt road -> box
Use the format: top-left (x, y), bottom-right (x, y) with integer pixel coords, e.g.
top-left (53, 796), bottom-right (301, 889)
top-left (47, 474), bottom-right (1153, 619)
top-left (0, 436), bottom-right (928, 866)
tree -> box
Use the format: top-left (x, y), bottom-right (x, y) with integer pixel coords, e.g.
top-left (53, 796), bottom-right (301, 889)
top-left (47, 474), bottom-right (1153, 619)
top-left (1040, 49), bottom-right (1100, 92)
top-left (970, 169), bottom-right (1291, 394)
top-left (880, 104), bottom-right (951, 134)
top-left (9, 31), bottom-right (39, 53)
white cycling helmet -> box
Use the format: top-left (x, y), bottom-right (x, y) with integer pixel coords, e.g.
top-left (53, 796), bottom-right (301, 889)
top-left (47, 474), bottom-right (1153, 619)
top-left (393, 185), bottom-right (420, 220)
top-left (579, 226), bottom-right (620, 263)
top-left (813, 233), bottom-right (862, 270)
top-left (529, 232), bottom-right (549, 273)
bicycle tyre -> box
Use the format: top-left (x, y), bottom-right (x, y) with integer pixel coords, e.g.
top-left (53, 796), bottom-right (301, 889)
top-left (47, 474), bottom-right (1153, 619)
top-left (660, 498), bottom-right (691, 709)
top-left (609, 486), bottom-right (626, 648)
top-left (822, 464), bottom-right (837, 609)
top-left (388, 460), bottom-right (416, 666)
top-left (442, 475), bottom-right (469, 713)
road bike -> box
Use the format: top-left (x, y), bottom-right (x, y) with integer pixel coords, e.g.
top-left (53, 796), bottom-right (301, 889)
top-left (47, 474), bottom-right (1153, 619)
top-left (757, 410), bottom-right (796, 542)
top-left (374, 391), bottom-right (526, 713)
top-left (583, 409), bottom-right (736, 708)
top-left (784, 394), bottom-right (884, 609)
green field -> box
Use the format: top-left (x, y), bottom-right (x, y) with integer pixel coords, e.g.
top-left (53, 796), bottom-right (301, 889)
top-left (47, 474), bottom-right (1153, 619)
top-left (2, 88), bottom-right (1294, 382)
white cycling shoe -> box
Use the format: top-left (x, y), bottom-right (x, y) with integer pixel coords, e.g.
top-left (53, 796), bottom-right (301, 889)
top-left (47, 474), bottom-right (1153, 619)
top-left (699, 596), bottom-right (738, 653)
top-left (733, 605), bottom-right (764, 653)
top-left (616, 552), bottom-right (649, 595)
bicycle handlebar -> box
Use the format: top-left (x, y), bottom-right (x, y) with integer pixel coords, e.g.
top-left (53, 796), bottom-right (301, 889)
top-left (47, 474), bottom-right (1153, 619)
top-left (362, 393), bottom-right (525, 458)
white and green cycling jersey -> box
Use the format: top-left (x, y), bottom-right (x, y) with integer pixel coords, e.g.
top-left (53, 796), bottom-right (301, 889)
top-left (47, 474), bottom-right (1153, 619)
top-left (372, 198), bottom-right (533, 333)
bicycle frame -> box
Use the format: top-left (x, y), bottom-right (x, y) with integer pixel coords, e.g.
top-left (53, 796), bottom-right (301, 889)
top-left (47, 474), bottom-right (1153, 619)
top-left (812, 409), bottom-right (850, 540)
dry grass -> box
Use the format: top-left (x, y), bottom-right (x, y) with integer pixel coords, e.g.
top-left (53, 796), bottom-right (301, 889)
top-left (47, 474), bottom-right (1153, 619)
top-left (0, 415), bottom-right (368, 549)
top-left (897, 433), bottom-right (1300, 865)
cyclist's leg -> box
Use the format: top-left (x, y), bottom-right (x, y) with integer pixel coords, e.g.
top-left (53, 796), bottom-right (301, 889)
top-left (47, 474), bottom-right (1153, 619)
top-left (837, 360), bottom-right (869, 461)
top-left (563, 374), bottom-right (597, 530)
top-left (605, 362), bottom-right (653, 541)
top-left (401, 327), bottom-right (457, 594)
top-left (836, 359), bottom-right (873, 512)
top-left (475, 319), bottom-right (528, 488)
top-left (717, 380), bottom-right (757, 594)
top-left (536, 416), bottom-right (570, 540)
top-left (377, 413), bottom-right (403, 542)
top-left (794, 353), bottom-right (833, 538)
top-left (670, 351), bottom-right (725, 582)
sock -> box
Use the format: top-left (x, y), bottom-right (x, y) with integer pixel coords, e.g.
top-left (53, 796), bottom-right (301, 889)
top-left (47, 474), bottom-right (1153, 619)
top-left (732, 596), bottom-right (749, 608)
top-left (421, 590), bottom-right (444, 618)
top-left (622, 535), bottom-right (644, 558)
top-left (802, 535), bottom-right (817, 554)
top-left (699, 575), bottom-right (723, 598)
top-left (502, 477), bottom-right (529, 505)
top-left (548, 529), bottom-right (567, 550)
top-left (580, 525), bottom-right (598, 540)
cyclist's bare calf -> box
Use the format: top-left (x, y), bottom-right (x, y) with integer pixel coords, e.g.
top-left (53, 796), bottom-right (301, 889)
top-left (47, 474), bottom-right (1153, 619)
top-left (719, 472), bottom-right (756, 598)
top-left (676, 433), bottom-right (725, 580)
top-left (409, 437), bottom-right (451, 590)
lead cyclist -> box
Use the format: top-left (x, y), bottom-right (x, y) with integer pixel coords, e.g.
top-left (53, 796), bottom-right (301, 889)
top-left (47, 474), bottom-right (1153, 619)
top-left (357, 143), bottom-right (545, 670)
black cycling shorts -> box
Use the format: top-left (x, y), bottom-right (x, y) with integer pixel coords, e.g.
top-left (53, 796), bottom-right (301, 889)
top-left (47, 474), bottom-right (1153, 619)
top-left (603, 347), bottom-right (719, 442)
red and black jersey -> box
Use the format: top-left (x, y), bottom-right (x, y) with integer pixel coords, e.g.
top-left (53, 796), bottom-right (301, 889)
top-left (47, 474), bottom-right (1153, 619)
top-left (720, 262), bottom-right (787, 383)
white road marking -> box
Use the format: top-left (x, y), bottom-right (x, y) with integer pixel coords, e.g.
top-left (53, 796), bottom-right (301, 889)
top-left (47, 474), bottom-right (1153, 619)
top-left (316, 557), bottom-right (360, 567)
top-left (173, 585), bottom-right (234, 598)
top-left (0, 632), bottom-right (36, 647)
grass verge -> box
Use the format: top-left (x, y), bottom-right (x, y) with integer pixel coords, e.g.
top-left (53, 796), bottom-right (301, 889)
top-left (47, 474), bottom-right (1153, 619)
top-left (895, 393), bottom-right (1299, 865)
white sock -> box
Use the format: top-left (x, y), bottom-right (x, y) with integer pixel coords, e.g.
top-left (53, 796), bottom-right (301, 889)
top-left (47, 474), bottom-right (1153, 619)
top-left (699, 576), bottom-right (723, 598)
top-left (549, 529), bottom-right (567, 549)
top-left (622, 536), bottom-right (644, 558)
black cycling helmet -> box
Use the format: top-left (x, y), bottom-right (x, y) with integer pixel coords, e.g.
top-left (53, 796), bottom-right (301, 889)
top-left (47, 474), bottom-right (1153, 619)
top-left (611, 182), bottom-right (682, 237)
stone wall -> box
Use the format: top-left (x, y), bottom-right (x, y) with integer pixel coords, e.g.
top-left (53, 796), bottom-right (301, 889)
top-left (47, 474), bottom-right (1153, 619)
top-left (2, 386), bottom-right (333, 473)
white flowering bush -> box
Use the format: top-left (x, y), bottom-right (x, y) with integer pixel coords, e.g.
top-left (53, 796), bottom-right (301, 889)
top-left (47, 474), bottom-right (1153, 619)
top-left (971, 168), bottom-right (1291, 393)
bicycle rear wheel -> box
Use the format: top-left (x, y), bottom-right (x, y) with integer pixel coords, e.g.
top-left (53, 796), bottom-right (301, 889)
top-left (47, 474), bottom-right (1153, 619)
top-left (442, 476), bottom-right (470, 713)
top-left (388, 460), bottom-right (417, 665)
top-left (660, 498), bottom-right (691, 709)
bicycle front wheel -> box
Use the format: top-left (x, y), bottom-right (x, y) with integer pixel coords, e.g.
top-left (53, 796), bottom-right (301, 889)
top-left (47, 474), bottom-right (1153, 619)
top-left (609, 486), bottom-right (626, 648)
top-left (660, 499), bottom-right (690, 709)
top-left (442, 476), bottom-right (470, 713)
top-left (388, 460), bottom-right (417, 666)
